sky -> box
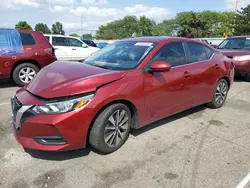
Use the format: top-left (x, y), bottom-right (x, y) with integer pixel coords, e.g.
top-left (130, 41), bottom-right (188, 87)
top-left (0, 0), bottom-right (250, 35)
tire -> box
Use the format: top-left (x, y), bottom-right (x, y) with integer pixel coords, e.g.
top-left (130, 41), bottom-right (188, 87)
top-left (89, 103), bottom-right (132, 154)
top-left (207, 79), bottom-right (229, 109)
top-left (244, 73), bottom-right (250, 82)
top-left (12, 63), bottom-right (39, 86)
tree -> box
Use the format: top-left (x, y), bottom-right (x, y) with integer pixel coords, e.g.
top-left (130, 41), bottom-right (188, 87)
top-left (35, 23), bottom-right (51, 34)
top-left (70, 33), bottom-right (80, 38)
top-left (235, 5), bottom-right (250, 35)
top-left (51, 22), bottom-right (65, 35)
top-left (152, 19), bottom-right (178, 36)
top-left (96, 16), bottom-right (140, 39)
top-left (82, 33), bottom-right (93, 39)
top-left (176, 11), bottom-right (209, 38)
top-left (15, 21), bottom-right (33, 30)
top-left (138, 16), bottom-right (155, 36)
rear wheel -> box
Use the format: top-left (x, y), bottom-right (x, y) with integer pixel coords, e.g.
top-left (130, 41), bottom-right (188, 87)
top-left (89, 103), bottom-right (131, 154)
top-left (244, 73), bottom-right (250, 82)
top-left (207, 79), bottom-right (229, 108)
top-left (13, 63), bottom-right (39, 86)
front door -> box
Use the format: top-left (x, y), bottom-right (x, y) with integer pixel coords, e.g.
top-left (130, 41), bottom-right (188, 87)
top-left (68, 38), bottom-right (90, 61)
top-left (142, 42), bottom-right (195, 123)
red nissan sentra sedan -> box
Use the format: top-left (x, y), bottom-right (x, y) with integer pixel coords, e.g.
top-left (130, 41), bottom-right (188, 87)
top-left (11, 37), bottom-right (234, 154)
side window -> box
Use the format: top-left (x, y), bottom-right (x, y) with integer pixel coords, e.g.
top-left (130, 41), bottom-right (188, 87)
top-left (152, 42), bottom-right (186, 67)
top-left (52, 37), bottom-right (69, 46)
top-left (45, 36), bottom-right (50, 41)
top-left (19, 32), bottom-right (36, 45)
top-left (205, 46), bottom-right (213, 59)
top-left (68, 38), bottom-right (83, 47)
top-left (185, 42), bottom-right (207, 63)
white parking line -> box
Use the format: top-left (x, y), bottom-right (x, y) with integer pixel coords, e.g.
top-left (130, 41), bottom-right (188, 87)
top-left (0, 102), bottom-right (10, 106)
top-left (237, 172), bottom-right (250, 188)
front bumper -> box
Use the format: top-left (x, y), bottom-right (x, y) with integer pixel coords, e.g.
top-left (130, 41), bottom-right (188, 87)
top-left (11, 89), bottom-right (95, 151)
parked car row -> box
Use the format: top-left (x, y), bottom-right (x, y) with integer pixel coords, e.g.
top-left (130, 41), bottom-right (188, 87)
top-left (0, 29), bottom-right (249, 154)
top-left (11, 36), bottom-right (235, 154)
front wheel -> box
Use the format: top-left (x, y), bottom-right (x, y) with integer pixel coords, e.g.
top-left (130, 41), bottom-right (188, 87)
top-left (89, 103), bottom-right (131, 154)
top-left (207, 79), bottom-right (229, 108)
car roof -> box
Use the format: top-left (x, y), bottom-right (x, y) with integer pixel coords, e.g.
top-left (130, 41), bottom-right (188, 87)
top-left (228, 36), bottom-right (250, 38)
top-left (122, 36), bottom-right (206, 44)
top-left (44, 34), bottom-right (82, 40)
top-left (18, 30), bottom-right (40, 34)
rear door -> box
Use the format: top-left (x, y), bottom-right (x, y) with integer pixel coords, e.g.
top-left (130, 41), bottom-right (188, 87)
top-left (143, 42), bottom-right (195, 121)
top-left (183, 42), bottom-right (218, 103)
top-left (68, 38), bottom-right (90, 61)
top-left (52, 36), bottom-right (71, 61)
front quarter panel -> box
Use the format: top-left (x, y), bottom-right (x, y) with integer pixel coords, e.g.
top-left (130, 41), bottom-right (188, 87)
top-left (90, 70), bottom-right (145, 127)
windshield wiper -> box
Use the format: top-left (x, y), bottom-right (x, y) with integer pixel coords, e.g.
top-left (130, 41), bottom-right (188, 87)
top-left (94, 65), bottom-right (112, 70)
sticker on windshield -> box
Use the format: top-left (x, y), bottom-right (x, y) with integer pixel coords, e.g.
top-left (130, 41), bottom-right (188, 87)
top-left (94, 61), bottom-right (106, 66)
top-left (134, 42), bottom-right (153, 47)
top-left (247, 38), bottom-right (250, 40)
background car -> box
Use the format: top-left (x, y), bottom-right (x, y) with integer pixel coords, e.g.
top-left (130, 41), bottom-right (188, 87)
top-left (0, 29), bottom-right (56, 86)
top-left (45, 34), bottom-right (99, 61)
top-left (217, 36), bottom-right (250, 81)
top-left (12, 37), bottom-right (234, 154)
top-left (82, 39), bottom-right (97, 47)
top-left (96, 42), bottom-right (109, 49)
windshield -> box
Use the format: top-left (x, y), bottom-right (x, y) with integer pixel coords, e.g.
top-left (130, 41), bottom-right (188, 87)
top-left (84, 41), bottom-right (156, 70)
top-left (218, 38), bottom-right (250, 49)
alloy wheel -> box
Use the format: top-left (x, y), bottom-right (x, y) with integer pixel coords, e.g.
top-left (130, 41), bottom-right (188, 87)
top-left (104, 109), bottom-right (129, 148)
top-left (215, 81), bottom-right (228, 105)
top-left (19, 67), bottom-right (36, 84)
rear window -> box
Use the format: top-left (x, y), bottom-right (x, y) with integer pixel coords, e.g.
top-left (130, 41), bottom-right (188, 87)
top-left (19, 32), bottom-right (36, 45)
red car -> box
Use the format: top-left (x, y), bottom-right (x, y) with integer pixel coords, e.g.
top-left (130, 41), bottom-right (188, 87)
top-left (11, 37), bottom-right (234, 154)
top-left (0, 29), bottom-right (56, 86)
top-left (217, 36), bottom-right (250, 81)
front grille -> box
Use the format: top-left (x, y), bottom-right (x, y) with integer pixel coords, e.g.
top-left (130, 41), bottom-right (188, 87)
top-left (11, 97), bottom-right (23, 121)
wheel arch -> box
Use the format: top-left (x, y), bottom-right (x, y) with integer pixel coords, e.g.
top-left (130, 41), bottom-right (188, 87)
top-left (11, 60), bottom-right (41, 79)
top-left (220, 76), bottom-right (231, 88)
top-left (86, 99), bottom-right (138, 146)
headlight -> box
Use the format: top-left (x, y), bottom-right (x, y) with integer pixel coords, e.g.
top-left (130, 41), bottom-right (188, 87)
top-left (233, 55), bottom-right (250, 61)
top-left (32, 94), bottom-right (94, 114)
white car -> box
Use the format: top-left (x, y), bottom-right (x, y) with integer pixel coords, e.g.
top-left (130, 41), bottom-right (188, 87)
top-left (44, 34), bottom-right (99, 61)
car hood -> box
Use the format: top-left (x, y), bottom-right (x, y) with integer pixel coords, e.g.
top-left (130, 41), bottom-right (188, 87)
top-left (218, 49), bottom-right (250, 58)
top-left (26, 61), bottom-right (126, 98)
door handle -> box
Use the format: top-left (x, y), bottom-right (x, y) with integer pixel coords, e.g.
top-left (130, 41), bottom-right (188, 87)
top-left (72, 48), bottom-right (76, 50)
top-left (183, 71), bottom-right (191, 78)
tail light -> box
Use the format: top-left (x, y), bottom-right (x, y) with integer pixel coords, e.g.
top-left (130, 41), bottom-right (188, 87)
top-left (44, 48), bottom-right (55, 57)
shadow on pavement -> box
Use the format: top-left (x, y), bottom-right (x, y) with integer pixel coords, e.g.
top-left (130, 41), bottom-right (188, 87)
top-left (131, 104), bottom-right (207, 137)
top-left (24, 148), bottom-right (91, 161)
top-left (0, 79), bottom-right (17, 88)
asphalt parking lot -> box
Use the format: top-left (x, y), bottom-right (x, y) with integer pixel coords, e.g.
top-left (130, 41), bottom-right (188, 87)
top-left (0, 79), bottom-right (249, 188)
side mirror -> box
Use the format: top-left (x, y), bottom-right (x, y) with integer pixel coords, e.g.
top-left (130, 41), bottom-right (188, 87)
top-left (149, 61), bottom-right (171, 72)
top-left (82, 44), bottom-right (88, 48)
